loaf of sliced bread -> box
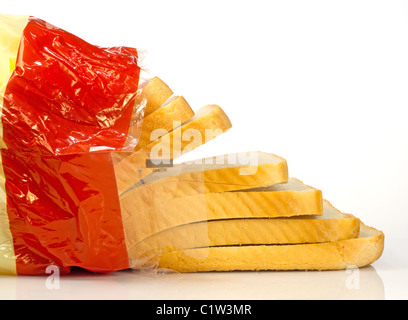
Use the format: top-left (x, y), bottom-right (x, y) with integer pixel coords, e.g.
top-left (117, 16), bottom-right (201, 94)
top-left (117, 77), bottom-right (384, 272)
top-left (152, 222), bottom-right (384, 272)
top-left (129, 200), bottom-right (360, 265)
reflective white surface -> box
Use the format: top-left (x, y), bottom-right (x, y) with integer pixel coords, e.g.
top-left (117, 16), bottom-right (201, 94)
top-left (0, 265), bottom-right (389, 300)
top-left (0, 259), bottom-right (406, 300)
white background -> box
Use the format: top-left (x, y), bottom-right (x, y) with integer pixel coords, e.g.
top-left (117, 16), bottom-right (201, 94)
top-left (1, 0), bottom-right (408, 300)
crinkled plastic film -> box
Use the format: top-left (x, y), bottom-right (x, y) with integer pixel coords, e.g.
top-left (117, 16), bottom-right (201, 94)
top-left (0, 14), bottom-right (154, 275)
top-left (0, 15), bottom-right (148, 154)
top-left (1, 150), bottom-right (129, 275)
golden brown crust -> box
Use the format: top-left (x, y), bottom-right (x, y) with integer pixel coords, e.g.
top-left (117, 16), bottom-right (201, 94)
top-left (141, 76), bottom-right (173, 117)
top-left (114, 105), bottom-right (232, 195)
top-left (135, 96), bottom-right (194, 150)
top-left (129, 214), bottom-right (360, 266)
top-left (151, 223), bottom-right (384, 272)
top-left (120, 152), bottom-right (289, 255)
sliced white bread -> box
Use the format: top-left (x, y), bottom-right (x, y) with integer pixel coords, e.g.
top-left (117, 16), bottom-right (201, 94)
top-left (135, 95), bottom-right (195, 150)
top-left (126, 151), bottom-right (287, 192)
top-left (119, 151), bottom-right (289, 255)
top-left (129, 200), bottom-right (360, 266)
top-left (121, 178), bottom-right (323, 247)
top-left (114, 104), bottom-right (232, 195)
top-left (119, 151), bottom-right (288, 213)
top-left (152, 222), bottom-right (384, 272)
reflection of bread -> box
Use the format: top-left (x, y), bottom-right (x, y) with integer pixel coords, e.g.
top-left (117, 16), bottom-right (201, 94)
top-left (144, 265), bottom-right (384, 300)
top-left (114, 104), bottom-right (233, 195)
top-left (155, 222), bottom-right (384, 272)
top-left (130, 199), bottom-right (361, 266)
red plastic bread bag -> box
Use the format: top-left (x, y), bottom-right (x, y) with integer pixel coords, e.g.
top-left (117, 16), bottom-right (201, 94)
top-left (1, 150), bottom-right (130, 275)
top-left (0, 15), bottom-right (146, 275)
top-left (0, 15), bottom-right (145, 154)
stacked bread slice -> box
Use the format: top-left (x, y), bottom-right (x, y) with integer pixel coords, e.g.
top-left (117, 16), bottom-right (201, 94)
top-left (114, 77), bottom-right (384, 272)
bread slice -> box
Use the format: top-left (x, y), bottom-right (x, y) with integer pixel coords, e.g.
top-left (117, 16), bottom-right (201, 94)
top-left (132, 151), bottom-right (287, 188)
top-left (140, 76), bottom-right (173, 117)
top-left (135, 95), bottom-right (194, 150)
top-left (119, 151), bottom-right (288, 204)
top-left (121, 178), bottom-right (322, 246)
top-left (114, 104), bottom-right (232, 195)
top-left (152, 222), bottom-right (384, 272)
top-left (142, 104), bottom-right (232, 159)
top-left (129, 200), bottom-right (360, 265)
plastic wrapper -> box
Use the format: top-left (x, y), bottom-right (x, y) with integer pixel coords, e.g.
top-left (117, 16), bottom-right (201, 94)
top-left (0, 15), bottom-right (147, 154)
top-left (0, 15), bottom-right (152, 275)
top-left (0, 151), bottom-right (129, 274)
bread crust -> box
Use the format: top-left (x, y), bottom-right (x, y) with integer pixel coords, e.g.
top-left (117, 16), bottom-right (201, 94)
top-left (114, 105), bottom-right (232, 195)
top-left (135, 96), bottom-right (194, 150)
top-left (141, 76), bottom-right (173, 117)
top-left (152, 222), bottom-right (384, 272)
